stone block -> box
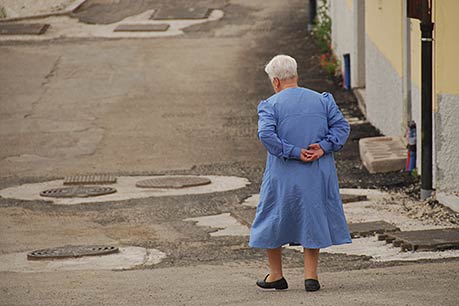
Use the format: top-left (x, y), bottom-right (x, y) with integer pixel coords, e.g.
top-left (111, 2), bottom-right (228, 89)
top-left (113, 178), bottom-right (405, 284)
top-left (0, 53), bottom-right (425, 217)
top-left (341, 194), bottom-right (368, 203)
top-left (383, 228), bottom-right (459, 252)
top-left (359, 136), bottom-right (407, 173)
top-left (348, 221), bottom-right (400, 238)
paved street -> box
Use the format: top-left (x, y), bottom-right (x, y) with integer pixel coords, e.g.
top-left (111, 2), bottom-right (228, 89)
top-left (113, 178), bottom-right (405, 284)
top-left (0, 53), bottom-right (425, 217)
top-left (0, 1), bottom-right (458, 305)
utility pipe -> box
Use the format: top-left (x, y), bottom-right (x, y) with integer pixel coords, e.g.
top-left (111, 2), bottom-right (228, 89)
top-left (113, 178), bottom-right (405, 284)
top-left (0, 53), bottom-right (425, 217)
top-left (420, 0), bottom-right (434, 200)
top-left (308, 0), bottom-right (317, 31)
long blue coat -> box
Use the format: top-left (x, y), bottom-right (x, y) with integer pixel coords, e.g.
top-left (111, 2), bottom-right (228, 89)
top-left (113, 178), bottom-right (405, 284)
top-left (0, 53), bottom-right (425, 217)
top-left (249, 87), bottom-right (352, 249)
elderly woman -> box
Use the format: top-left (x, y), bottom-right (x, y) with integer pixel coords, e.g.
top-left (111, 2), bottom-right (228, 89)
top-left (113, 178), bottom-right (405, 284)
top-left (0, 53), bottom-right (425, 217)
top-left (249, 55), bottom-right (351, 292)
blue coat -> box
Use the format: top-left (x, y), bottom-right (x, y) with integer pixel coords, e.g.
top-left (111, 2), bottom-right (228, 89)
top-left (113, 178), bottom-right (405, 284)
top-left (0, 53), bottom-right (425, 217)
top-left (249, 87), bottom-right (352, 249)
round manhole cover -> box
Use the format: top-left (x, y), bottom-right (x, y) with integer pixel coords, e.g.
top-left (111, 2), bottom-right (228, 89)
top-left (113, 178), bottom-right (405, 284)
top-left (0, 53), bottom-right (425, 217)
top-left (40, 186), bottom-right (117, 198)
top-left (27, 245), bottom-right (119, 260)
top-left (136, 176), bottom-right (211, 189)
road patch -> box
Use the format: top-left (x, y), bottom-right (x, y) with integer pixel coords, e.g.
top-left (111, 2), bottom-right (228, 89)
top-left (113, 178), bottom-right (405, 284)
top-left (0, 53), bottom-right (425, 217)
top-left (136, 176), bottom-right (211, 189)
top-left (0, 175), bottom-right (249, 205)
top-left (0, 246), bottom-right (165, 272)
top-left (152, 8), bottom-right (211, 20)
top-left (184, 213), bottom-right (250, 237)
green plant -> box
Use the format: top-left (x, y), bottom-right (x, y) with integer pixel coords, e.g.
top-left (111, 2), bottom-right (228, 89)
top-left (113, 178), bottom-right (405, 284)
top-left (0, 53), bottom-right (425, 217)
top-left (320, 52), bottom-right (338, 75)
top-left (312, 0), bottom-right (332, 54)
top-left (0, 6), bottom-right (6, 19)
top-left (311, 0), bottom-right (339, 76)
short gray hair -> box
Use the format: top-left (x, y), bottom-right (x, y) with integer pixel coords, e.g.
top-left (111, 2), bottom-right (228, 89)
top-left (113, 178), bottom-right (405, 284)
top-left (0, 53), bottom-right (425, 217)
top-left (264, 55), bottom-right (298, 81)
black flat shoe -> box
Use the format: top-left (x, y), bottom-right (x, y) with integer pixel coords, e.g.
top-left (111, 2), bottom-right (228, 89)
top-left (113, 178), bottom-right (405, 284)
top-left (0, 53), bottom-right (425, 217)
top-left (256, 274), bottom-right (288, 291)
top-left (304, 279), bottom-right (320, 292)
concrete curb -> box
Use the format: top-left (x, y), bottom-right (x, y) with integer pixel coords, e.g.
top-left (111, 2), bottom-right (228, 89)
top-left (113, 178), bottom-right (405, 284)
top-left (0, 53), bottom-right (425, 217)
top-left (353, 87), bottom-right (367, 117)
top-left (0, 0), bottom-right (88, 23)
top-left (437, 191), bottom-right (459, 213)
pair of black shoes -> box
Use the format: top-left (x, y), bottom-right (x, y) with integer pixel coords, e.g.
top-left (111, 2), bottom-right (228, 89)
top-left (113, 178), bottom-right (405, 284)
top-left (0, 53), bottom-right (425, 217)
top-left (256, 275), bottom-right (320, 292)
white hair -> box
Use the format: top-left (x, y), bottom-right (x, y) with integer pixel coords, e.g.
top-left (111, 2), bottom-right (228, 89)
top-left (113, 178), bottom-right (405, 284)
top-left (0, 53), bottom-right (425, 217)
top-left (264, 55), bottom-right (298, 82)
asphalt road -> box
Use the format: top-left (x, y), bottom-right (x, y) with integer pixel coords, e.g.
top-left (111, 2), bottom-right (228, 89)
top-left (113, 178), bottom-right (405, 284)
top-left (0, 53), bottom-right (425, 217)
top-left (0, 1), bottom-right (458, 305)
top-left (1, 262), bottom-right (458, 306)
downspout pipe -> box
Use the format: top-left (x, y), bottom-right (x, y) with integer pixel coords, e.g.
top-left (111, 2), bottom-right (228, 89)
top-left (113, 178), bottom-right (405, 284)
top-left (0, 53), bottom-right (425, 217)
top-left (308, 0), bottom-right (317, 31)
top-left (420, 0), bottom-right (434, 200)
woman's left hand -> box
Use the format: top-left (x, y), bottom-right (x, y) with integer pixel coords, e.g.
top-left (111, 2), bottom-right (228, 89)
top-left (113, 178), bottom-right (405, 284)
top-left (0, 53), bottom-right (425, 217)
top-left (301, 144), bottom-right (324, 162)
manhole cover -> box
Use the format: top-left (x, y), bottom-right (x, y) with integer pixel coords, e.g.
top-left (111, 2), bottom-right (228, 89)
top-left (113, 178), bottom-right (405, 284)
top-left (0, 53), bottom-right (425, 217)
top-left (151, 8), bottom-right (211, 20)
top-left (64, 175), bottom-right (117, 185)
top-left (114, 24), bottom-right (170, 32)
top-left (0, 23), bottom-right (50, 35)
top-left (136, 176), bottom-right (211, 189)
top-left (40, 186), bottom-right (117, 198)
top-left (27, 245), bottom-right (119, 260)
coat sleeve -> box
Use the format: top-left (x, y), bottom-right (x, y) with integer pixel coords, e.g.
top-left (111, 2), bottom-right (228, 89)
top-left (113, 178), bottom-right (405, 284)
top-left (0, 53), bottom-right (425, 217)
top-left (317, 93), bottom-right (350, 154)
top-left (257, 100), bottom-right (302, 159)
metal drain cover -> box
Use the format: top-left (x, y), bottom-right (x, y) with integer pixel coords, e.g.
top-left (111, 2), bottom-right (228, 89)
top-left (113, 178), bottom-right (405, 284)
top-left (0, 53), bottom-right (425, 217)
top-left (40, 186), bottom-right (117, 198)
top-left (27, 245), bottom-right (119, 260)
top-left (136, 176), bottom-right (211, 189)
top-left (64, 175), bottom-right (117, 185)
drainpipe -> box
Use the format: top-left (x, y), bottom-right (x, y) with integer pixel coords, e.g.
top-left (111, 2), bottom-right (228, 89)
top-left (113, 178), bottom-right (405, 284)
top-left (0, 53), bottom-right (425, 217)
top-left (308, 0), bottom-right (317, 31)
top-left (420, 0), bottom-right (434, 200)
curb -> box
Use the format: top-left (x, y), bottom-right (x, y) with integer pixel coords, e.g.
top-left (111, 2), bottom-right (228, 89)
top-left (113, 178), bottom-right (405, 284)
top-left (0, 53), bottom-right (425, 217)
top-left (0, 0), bottom-right (87, 23)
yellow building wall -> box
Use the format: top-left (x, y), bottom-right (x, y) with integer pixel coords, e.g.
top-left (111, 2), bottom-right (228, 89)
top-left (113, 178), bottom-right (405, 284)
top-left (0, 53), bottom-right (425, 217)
top-left (365, 0), bottom-right (403, 76)
top-left (434, 0), bottom-right (459, 95)
top-left (346, 0), bottom-right (353, 10)
top-left (363, 0), bottom-right (458, 94)
top-left (410, 1), bottom-right (459, 105)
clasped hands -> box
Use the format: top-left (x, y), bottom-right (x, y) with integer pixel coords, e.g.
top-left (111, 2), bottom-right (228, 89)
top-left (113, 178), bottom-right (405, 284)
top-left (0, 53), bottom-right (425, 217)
top-left (300, 143), bottom-right (324, 163)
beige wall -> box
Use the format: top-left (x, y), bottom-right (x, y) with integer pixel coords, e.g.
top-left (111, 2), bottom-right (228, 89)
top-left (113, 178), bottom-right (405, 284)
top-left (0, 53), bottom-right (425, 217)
top-left (364, 0), bottom-right (404, 136)
top-left (330, 0), bottom-right (459, 203)
top-left (409, 1), bottom-right (459, 102)
top-left (432, 0), bottom-right (459, 202)
top-left (329, 0), bottom-right (365, 88)
top-left (340, 0), bottom-right (459, 105)
top-left (365, 0), bottom-right (403, 76)
top-left (330, 0), bottom-right (354, 70)
top-left (364, 0), bottom-right (459, 205)
top-left (434, 0), bottom-right (459, 95)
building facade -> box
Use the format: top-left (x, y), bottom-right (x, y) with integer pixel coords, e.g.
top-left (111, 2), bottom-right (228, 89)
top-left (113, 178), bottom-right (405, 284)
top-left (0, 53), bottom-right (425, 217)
top-left (328, 0), bottom-right (459, 210)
